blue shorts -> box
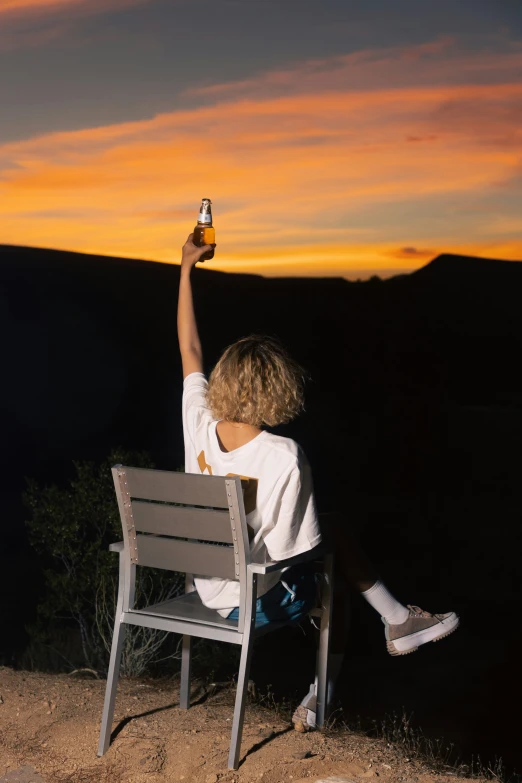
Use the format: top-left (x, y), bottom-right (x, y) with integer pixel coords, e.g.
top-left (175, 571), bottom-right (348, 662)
top-left (227, 563), bottom-right (317, 629)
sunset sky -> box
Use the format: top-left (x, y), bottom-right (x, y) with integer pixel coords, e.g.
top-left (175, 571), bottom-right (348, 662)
top-left (1, 0), bottom-right (521, 278)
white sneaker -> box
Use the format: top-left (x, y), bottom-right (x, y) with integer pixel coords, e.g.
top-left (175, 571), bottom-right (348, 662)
top-left (384, 604), bottom-right (460, 656)
top-left (292, 683), bottom-right (317, 732)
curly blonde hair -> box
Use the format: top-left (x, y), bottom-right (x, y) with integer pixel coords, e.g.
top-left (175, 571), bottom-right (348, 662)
top-left (206, 335), bottom-right (306, 427)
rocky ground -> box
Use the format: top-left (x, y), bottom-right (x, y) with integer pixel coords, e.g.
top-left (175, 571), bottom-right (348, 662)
top-left (0, 667), bottom-right (481, 783)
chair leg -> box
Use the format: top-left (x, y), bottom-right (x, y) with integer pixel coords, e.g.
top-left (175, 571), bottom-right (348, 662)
top-left (228, 639), bottom-right (254, 770)
top-left (97, 620), bottom-right (127, 756)
top-left (316, 553), bottom-right (333, 728)
top-left (179, 635), bottom-right (192, 710)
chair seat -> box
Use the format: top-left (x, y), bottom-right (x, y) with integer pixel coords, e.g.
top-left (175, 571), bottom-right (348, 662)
top-left (129, 589), bottom-right (303, 637)
top-left (131, 589), bottom-right (240, 630)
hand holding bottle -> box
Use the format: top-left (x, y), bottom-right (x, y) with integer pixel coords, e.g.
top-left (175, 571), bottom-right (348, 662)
top-left (181, 232), bottom-right (214, 270)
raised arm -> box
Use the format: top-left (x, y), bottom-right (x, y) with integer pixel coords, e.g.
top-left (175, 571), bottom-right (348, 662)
top-left (177, 232), bottom-right (215, 379)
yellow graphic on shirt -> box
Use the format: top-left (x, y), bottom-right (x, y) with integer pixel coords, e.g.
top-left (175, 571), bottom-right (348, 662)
top-left (197, 450), bottom-right (213, 475)
top-left (196, 451), bottom-right (258, 540)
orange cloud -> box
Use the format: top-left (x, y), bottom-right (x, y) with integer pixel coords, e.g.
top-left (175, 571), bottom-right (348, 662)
top-left (1, 42), bottom-right (522, 277)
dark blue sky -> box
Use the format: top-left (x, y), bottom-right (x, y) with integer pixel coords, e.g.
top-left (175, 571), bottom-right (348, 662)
top-left (2, 0), bottom-right (521, 143)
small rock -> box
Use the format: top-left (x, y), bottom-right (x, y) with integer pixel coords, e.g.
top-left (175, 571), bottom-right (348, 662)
top-left (206, 775), bottom-right (218, 783)
top-left (0, 695), bottom-right (4, 704)
top-left (292, 750), bottom-right (312, 760)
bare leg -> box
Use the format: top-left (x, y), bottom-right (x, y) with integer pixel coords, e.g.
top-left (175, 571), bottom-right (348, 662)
top-left (330, 573), bottom-right (350, 652)
top-left (319, 512), bottom-right (379, 593)
top-left (315, 513), bottom-right (459, 663)
top-left (293, 519), bottom-right (380, 730)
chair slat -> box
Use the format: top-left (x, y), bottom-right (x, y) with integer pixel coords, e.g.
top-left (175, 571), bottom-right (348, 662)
top-left (122, 611), bottom-right (243, 645)
top-left (120, 466), bottom-right (230, 508)
top-left (132, 501), bottom-right (233, 543)
top-left (132, 591), bottom-right (239, 629)
top-left (136, 534), bottom-right (237, 579)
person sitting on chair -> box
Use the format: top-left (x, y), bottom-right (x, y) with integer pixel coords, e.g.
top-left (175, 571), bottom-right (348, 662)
top-left (176, 233), bottom-right (459, 733)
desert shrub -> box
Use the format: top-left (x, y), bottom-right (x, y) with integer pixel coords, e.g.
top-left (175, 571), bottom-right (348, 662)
top-left (23, 449), bottom-right (184, 676)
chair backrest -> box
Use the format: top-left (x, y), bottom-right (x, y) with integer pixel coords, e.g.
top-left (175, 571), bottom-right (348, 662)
top-left (112, 465), bottom-right (251, 627)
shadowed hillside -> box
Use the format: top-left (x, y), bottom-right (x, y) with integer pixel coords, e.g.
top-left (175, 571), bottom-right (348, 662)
top-left (2, 245), bottom-right (522, 773)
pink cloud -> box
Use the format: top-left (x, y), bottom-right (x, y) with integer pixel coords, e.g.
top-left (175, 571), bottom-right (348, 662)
top-left (399, 35), bottom-right (457, 60)
top-left (392, 247), bottom-right (437, 260)
top-left (406, 135), bottom-right (438, 142)
top-left (0, 0), bottom-right (148, 15)
top-left (187, 35), bottom-right (522, 103)
top-left (0, 0), bottom-right (151, 49)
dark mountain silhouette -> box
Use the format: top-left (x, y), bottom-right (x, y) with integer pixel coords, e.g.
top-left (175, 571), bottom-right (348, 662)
top-left (2, 244), bottom-right (522, 772)
top-left (411, 251), bottom-right (522, 281)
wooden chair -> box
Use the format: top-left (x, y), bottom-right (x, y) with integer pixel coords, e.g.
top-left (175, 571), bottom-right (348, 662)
top-left (97, 465), bottom-right (333, 770)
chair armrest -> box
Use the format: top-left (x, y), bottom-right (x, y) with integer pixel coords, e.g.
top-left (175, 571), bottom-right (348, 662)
top-left (109, 541), bottom-right (124, 553)
top-left (248, 544), bottom-right (327, 575)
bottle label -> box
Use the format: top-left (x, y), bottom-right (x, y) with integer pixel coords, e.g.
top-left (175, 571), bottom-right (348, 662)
top-left (198, 213), bottom-right (212, 224)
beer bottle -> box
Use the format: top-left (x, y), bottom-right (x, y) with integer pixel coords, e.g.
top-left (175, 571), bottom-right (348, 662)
top-left (193, 198), bottom-right (215, 261)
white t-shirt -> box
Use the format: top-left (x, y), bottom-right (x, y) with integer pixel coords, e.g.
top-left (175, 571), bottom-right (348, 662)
top-left (182, 372), bottom-right (321, 616)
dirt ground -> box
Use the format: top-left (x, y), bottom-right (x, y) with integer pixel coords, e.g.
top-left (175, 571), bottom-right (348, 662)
top-left (0, 667), bottom-right (478, 783)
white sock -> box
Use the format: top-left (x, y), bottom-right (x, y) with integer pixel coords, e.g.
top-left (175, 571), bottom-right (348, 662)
top-left (361, 580), bottom-right (409, 625)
